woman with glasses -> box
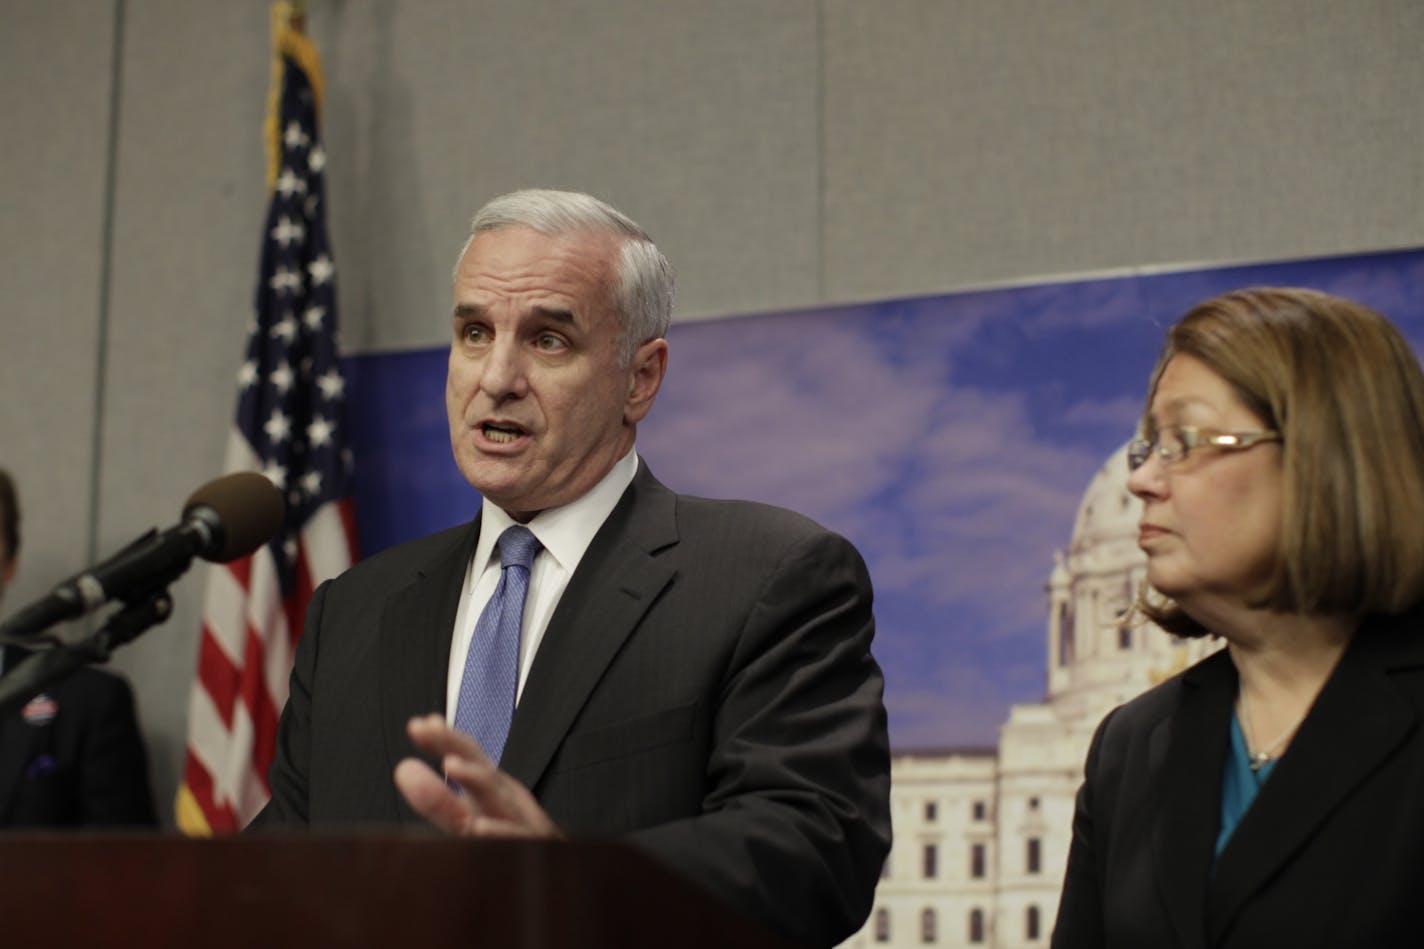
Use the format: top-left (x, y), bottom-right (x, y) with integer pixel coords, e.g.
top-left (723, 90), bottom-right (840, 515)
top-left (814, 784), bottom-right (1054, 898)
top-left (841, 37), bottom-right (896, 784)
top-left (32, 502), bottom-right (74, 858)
top-left (1052, 287), bottom-right (1424, 948)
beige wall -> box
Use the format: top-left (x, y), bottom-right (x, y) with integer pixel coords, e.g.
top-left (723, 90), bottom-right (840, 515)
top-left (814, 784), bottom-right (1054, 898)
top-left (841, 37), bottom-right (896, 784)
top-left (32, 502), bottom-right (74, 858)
top-left (2, 0), bottom-right (1421, 824)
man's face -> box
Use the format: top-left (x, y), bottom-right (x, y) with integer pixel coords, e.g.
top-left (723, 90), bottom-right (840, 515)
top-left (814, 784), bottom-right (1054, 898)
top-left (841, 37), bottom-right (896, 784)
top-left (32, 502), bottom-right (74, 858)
top-left (445, 226), bottom-right (667, 520)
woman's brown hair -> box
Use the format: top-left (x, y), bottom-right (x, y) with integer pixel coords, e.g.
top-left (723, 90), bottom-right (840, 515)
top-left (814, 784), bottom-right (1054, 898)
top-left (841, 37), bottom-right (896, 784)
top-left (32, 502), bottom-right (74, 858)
top-left (1137, 288), bottom-right (1424, 636)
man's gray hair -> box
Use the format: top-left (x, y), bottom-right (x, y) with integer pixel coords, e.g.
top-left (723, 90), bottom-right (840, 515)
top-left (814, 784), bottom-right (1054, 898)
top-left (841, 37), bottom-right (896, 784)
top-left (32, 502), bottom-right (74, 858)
top-left (455, 189), bottom-right (674, 366)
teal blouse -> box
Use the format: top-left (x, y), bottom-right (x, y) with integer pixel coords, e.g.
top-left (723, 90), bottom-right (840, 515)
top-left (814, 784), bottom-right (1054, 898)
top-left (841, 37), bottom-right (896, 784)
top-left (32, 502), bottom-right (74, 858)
top-left (1216, 712), bottom-right (1277, 856)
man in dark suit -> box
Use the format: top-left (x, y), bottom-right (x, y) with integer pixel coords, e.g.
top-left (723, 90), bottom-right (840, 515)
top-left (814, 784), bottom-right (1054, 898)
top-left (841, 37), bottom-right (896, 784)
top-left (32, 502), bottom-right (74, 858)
top-left (252, 190), bottom-right (891, 947)
top-left (0, 469), bottom-right (156, 828)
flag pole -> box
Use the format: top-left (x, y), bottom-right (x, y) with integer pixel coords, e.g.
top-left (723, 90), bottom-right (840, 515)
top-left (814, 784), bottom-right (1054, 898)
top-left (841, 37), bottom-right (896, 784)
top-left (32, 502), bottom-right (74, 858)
top-left (266, 2), bottom-right (323, 190)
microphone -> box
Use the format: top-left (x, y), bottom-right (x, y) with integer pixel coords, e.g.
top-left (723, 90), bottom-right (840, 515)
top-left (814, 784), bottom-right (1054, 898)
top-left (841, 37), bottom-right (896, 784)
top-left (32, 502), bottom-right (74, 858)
top-left (0, 472), bottom-right (284, 640)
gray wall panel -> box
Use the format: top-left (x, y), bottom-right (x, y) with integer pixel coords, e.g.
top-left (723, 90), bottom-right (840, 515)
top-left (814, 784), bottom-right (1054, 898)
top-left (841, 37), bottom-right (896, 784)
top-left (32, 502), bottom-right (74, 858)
top-left (97, 0), bottom-right (271, 813)
top-left (0, 6), bottom-right (115, 617)
top-left (822, 0), bottom-right (1424, 301)
top-left (315, 0), bottom-right (821, 349)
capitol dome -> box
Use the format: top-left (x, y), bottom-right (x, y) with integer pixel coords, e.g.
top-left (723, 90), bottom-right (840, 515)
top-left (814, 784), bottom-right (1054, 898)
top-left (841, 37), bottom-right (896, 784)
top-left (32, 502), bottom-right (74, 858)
top-left (1068, 442), bottom-right (1141, 560)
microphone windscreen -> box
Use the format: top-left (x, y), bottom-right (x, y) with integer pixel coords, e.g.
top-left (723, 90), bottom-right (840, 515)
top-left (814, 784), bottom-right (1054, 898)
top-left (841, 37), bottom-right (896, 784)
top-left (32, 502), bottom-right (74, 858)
top-left (183, 472), bottom-right (286, 562)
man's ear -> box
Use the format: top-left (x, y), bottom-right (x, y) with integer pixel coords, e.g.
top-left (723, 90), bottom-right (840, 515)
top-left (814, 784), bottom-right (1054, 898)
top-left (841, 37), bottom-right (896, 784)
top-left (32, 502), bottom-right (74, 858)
top-left (624, 338), bottom-right (669, 425)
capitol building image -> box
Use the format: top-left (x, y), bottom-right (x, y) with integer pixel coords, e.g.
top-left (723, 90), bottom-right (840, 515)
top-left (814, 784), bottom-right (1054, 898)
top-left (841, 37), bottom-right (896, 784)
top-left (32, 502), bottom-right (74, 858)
top-left (843, 444), bottom-right (1221, 948)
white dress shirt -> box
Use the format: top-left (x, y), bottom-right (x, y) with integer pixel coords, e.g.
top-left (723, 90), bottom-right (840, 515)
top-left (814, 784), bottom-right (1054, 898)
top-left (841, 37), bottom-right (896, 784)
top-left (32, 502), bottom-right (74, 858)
top-left (444, 448), bottom-right (639, 721)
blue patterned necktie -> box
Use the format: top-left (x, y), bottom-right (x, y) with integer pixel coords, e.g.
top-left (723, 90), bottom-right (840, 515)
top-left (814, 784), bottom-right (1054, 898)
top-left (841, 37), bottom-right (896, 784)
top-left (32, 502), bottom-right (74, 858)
top-left (454, 525), bottom-right (541, 765)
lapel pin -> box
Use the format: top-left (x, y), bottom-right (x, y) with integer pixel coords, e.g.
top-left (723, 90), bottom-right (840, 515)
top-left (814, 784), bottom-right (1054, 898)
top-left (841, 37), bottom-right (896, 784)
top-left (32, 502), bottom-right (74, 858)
top-left (20, 694), bottom-right (59, 726)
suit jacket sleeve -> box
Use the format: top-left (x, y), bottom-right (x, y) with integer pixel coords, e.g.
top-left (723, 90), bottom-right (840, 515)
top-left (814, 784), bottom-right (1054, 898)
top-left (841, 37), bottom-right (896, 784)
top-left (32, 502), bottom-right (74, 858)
top-left (250, 579), bottom-right (326, 827)
top-left (1052, 705), bottom-right (1118, 949)
top-left (623, 527), bottom-right (891, 949)
top-left (80, 673), bottom-right (156, 826)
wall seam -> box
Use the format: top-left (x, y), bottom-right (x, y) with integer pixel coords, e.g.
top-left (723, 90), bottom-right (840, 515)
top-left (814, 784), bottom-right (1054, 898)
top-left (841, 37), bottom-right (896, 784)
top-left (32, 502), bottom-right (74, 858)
top-left (814, 0), bottom-right (826, 303)
top-left (88, 0), bottom-right (127, 565)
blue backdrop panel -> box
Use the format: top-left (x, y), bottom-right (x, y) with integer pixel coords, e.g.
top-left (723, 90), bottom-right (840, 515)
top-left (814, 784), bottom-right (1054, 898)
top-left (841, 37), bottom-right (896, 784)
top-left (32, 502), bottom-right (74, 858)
top-left (346, 248), bottom-right (1424, 747)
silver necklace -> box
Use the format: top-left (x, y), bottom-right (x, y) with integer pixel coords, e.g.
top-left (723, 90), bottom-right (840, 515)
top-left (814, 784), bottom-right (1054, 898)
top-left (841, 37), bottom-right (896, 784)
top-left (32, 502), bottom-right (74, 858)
top-left (1237, 691), bottom-right (1309, 772)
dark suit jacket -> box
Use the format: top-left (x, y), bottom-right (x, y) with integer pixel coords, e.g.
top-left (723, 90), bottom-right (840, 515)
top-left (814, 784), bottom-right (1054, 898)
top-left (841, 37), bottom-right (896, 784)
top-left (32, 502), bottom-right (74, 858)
top-left (252, 463), bottom-right (891, 947)
top-left (1052, 610), bottom-right (1424, 948)
top-left (0, 648), bottom-right (156, 828)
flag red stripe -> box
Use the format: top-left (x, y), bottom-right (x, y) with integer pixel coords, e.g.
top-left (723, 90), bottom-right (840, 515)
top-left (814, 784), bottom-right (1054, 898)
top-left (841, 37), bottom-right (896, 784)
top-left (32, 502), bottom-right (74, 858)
top-left (248, 686), bottom-right (282, 798)
top-left (196, 626), bottom-right (240, 731)
top-left (286, 552), bottom-right (315, 652)
top-left (337, 497), bottom-right (359, 564)
top-left (238, 618), bottom-right (281, 789)
top-left (226, 554), bottom-right (251, 589)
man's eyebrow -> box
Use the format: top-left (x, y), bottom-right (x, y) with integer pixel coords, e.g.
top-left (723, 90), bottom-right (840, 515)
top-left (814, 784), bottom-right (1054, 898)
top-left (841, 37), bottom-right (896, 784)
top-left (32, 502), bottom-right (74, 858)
top-left (530, 306), bottom-right (576, 325)
top-left (451, 303), bottom-right (576, 325)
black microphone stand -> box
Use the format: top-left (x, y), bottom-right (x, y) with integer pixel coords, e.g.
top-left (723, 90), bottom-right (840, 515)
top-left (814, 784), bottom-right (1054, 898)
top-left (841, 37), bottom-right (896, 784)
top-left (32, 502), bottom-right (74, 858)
top-left (0, 589), bottom-right (172, 717)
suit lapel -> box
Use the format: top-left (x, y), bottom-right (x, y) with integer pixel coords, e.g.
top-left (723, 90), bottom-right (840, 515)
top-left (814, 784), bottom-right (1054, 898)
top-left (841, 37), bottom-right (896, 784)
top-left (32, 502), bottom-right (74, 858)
top-left (1206, 616), bottom-right (1421, 944)
top-left (377, 517), bottom-right (479, 820)
top-left (499, 463), bottom-right (679, 791)
top-left (1151, 650), bottom-right (1236, 949)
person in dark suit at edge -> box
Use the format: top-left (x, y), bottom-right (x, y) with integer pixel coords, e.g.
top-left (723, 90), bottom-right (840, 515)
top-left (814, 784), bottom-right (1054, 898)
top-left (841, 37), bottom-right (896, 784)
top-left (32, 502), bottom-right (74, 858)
top-left (0, 468), bottom-right (156, 828)
top-left (250, 189), bottom-right (892, 946)
top-left (1052, 289), bottom-right (1424, 947)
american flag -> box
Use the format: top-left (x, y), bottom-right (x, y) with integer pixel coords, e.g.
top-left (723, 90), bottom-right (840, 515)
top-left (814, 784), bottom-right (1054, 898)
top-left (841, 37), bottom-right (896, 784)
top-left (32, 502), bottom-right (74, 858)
top-left (177, 5), bottom-right (357, 835)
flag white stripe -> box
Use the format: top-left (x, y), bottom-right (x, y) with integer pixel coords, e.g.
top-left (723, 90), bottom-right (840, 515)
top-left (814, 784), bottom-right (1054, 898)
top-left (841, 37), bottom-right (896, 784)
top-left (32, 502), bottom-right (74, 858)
top-left (223, 427), bottom-right (263, 476)
top-left (201, 560), bottom-right (249, 667)
top-left (246, 545), bottom-right (288, 654)
top-left (185, 683), bottom-right (230, 776)
top-left (302, 501), bottom-right (350, 582)
top-left (217, 702), bottom-right (257, 809)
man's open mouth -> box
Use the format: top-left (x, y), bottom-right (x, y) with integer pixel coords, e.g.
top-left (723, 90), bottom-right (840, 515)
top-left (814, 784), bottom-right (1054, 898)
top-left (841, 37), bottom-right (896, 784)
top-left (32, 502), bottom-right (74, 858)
top-left (482, 422), bottom-right (527, 444)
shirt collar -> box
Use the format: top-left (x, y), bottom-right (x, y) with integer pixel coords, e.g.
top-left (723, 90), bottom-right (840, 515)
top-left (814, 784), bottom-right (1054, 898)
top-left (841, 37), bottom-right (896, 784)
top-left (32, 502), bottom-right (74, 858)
top-left (472, 448), bottom-right (639, 577)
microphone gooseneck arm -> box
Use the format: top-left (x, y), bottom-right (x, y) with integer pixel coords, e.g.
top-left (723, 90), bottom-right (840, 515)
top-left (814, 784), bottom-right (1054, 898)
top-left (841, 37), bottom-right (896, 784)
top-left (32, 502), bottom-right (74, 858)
top-left (0, 592), bottom-right (173, 718)
top-left (0, 471), bottom-right (285, 714)
top-left (0, 471), bottom-right (283, 643)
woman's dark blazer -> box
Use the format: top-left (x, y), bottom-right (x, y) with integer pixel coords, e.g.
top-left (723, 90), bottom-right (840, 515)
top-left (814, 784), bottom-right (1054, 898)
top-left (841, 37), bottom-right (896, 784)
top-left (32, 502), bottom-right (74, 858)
top-left (0, 648), bottom-right (156, 828)
top-left (1052, 609), bottom-right (1424, 949)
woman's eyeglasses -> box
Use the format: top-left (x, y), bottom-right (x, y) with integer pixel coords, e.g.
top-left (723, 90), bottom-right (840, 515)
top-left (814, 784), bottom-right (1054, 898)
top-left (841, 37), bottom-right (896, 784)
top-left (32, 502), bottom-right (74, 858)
top-left (1126, 426), bottom-right (1282, 471)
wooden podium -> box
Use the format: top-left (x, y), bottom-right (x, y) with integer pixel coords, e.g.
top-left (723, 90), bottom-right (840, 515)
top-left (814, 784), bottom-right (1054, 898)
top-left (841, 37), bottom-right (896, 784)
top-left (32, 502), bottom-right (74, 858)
top-left (0, 833), bottom-right (800, 948)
